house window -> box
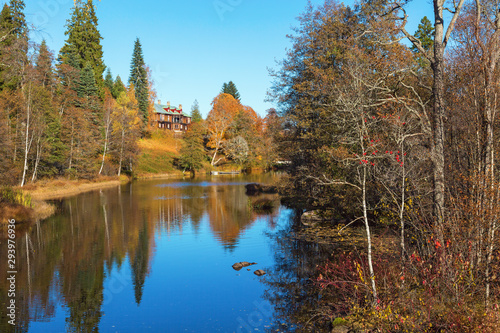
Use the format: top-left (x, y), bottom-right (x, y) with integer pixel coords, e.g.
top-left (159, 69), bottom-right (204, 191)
top-left (174, 116), bottom-right (180, 123)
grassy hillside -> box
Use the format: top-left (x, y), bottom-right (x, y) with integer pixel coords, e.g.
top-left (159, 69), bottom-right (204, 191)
top-left (136, 131), bottom-right (183, 177)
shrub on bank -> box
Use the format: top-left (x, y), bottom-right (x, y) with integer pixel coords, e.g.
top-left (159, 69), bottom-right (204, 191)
top-left (312, 246), bottom-right (500, 332)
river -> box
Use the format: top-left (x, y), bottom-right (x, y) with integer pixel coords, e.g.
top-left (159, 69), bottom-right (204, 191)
top-left (0, 174), bottom-right (332, 332)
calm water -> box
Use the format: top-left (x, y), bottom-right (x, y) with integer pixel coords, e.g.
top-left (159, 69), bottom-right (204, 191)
top-left (0, 174), bottom-right (329, 333)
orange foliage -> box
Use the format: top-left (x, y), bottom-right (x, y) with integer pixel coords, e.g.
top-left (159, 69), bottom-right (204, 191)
top-left (206, 93), bottom-right (242, 165)
top-left (241, 105), bottom-right (263, 133)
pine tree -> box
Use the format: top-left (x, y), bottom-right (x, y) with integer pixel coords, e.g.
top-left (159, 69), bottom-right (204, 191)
top-left (221, 81), bottom-right (240, 100)
top-left (59, 0), bottom-right (105, 93)
top-left (104, 68), bottom-right (113, 92)
top-left (112, 75), bottom-right (125, 99)
top-left (190, 99), bottom-right (203, 123)
top-left (129, 38), bottom-right (149, 125)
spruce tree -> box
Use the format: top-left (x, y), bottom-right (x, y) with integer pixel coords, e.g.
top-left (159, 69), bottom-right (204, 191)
top-left (57, 43), bottom-right (82, 92)
top-left (104, 68), bottom-right (113, 92)
top-left (112, 75), bottom-right (126, 99)
top-left (129, 38), bottom-right (149, 125)
top-left (8, 0), bottom-right (26, 39)
top-left (36, 40), bottom-right (54, 88)
top-left (0, 0), bottom-right (27, 90)
top-left (221, 81), bottom-right (240, 100)
top-left (78, 62), bottom-right (98, 98)
top-left (190, 99), bottom-right (203, 123)
top-left (59, 0), bottom-right (105, 92)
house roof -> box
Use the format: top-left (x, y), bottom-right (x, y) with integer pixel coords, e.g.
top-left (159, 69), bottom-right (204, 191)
top-left (154, 104), bottom-right (190, 117)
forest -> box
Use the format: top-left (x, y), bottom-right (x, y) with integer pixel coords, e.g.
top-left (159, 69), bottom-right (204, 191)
top-left (267, 0), bottom-right (500, 331)
top-left (0, 0), bottom-right (275, 192)
top-left (3, 0), bottom-right (500, 331)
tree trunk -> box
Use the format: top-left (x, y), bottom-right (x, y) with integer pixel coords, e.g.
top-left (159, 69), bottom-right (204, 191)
top-left (31, 135), bottom-right (42, 182)
top-left (99, 123), bottom-right (110, 175)
top-left (68, 120), bottom-right (74, 170)
top-left (20, 84), bottom-right (32, 187)
top-left (118, 126), bottom-right (125, 176)
top-left (99, 108), bottom-right (112, 175)
top-left (211, 147), bottom-right (219, 166)
top-left (431, 0), bottom-right (447, 248)
top-left (362, 163), bottom-right (377, 302)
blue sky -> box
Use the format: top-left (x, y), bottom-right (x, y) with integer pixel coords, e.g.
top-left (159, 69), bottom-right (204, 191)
top-left (20, 0), bottom-right (433, 118)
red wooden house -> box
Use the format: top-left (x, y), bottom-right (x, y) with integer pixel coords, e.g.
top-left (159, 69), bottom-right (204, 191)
top-left (151, 101), bottom-right (191, 133)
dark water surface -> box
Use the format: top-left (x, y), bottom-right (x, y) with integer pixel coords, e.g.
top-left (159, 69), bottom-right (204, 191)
top-left (0, 174), bottom-right (323, 333)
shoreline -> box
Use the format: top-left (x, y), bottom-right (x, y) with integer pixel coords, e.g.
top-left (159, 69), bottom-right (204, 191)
top-left (25, 179), bottom-right (125, 201)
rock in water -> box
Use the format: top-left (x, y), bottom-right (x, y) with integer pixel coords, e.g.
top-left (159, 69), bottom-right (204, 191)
top-left (232, 262), bottom-right (257, 271)
top-left (254, 269), bottom-right (266, 276)
top-left (232, 263), bottom-right (244, 271)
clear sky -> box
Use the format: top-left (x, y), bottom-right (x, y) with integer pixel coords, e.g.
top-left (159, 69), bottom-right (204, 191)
top-left (18, 0), bottom-right (433, 118)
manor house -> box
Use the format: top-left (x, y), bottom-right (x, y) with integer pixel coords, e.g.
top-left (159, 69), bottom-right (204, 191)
top-left (151, 101), bottom-right (191, 133)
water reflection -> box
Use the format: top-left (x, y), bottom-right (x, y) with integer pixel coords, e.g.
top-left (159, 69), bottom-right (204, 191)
top-left (262, 217), bottom-right (337, 332)
top-left (0, 174), bottom-right (281, 332)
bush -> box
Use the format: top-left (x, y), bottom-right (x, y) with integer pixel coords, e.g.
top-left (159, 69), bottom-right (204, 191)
top-left (0, 187), bottom-right (32, 208)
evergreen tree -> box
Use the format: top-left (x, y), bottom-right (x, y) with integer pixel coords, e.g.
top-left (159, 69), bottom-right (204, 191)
top-left (78, 62), bottom-right (98, 98)
top-left (0, 0), bottom-right (27, 90)
top-left (104, 68), bottom-right (113, 92)
top-left (411, 16), bottom-right (435, 69)
top-left (179, 122), bottom-right (206, 175)
top-left (190, 99), bottom-right (203, 123)
top-left (411, 16), bottom-right (434, 53)
top-left (57, 43), bottom-right (81, 92)
top-left (7, 0), bottom-right (26, 39)
top-left (36, 40), bottom-right (54, 89)
top-left (112, 75), bottom-right (126, 99)
top-left (221, 81), bottom-right (240, 100)
top-left (129, 38), bottom-right (149, 125)
top-left (59, 0), bottom-right (105, 92)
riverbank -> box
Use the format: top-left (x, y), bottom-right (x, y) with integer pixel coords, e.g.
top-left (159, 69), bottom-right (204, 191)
top-left (1, 176), bottom-right (131, 225)
top-left (24, 176), bottom-right (128, 201)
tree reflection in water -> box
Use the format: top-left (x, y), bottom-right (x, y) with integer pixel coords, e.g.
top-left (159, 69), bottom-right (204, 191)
top-left (0, 175), bottom-right (281, 332)
top-left (263, 213), bottom-right (336, 332)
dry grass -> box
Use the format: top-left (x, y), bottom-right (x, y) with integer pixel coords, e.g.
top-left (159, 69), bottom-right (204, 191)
top-left (138, 130), bottom-right (183, 154)
top-left (23, 177), bottom-right (124, 201)
top-left (136, 131), bottom-right (184, 176)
